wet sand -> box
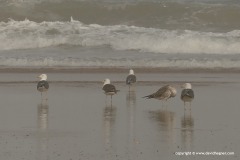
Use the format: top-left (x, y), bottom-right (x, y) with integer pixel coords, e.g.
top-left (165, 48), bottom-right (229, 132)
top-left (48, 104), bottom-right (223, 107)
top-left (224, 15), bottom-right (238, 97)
top-left (0, 71), bottom-right (239, 160)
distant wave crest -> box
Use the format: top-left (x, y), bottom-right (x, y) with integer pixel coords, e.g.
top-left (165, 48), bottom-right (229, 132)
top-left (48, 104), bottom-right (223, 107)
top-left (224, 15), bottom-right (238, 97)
top-left (0, 1), bottom-right (240, 31)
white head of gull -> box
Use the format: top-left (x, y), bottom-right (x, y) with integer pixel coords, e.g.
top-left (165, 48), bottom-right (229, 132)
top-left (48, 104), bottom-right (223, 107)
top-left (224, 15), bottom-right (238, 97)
top-left (182, 83), bottom-right (192, 89)
top-left (38, 74), bottom-right (47, 81)
top-left (103, 78), bottom-right (111, 86)
top-left (129, 69), bottom-right (134, 75)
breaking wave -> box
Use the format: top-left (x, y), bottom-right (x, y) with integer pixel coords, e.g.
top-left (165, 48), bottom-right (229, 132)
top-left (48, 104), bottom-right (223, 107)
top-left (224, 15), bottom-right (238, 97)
top-left (0, 19), bottom-right (240, 54)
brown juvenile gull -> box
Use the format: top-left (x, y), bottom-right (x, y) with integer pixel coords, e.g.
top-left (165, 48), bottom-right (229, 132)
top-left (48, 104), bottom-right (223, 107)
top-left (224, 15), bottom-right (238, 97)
top-left (37, 74), bottom-right (49, 100)
top-left (126, 69), bottom-right (137, 85)
top-left (181, 83), bottom-right (194, 107)
top-left (102, 78), bottom-right (119, 103)
top-left (142, 85), bottom-right (177, 103)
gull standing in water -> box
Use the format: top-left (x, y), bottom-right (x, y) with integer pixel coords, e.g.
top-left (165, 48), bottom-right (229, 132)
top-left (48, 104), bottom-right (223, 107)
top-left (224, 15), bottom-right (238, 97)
top-left (181, 83), bottom-right (194, 108)
top-left (37, 74), bottom-right (49, 100)
top-left (126, 69), bottom-right (136, 91)
top-left (102, 78), bottom-right (119, 104)
top-left (143, 85), bottom-right (177, 105)
top-left (126, 69), bottom-right (136, 86)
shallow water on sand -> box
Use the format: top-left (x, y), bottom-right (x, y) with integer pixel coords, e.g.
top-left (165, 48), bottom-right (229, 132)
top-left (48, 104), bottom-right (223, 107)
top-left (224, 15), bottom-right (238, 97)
top-left (0, 72), bottom-right (239, 160)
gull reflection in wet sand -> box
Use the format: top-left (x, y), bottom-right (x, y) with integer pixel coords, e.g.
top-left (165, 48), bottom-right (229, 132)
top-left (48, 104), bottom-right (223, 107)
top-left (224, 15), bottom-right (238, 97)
top-left (149, 109), bottom-right (176, 146)
top-left (37, 101), bottom-right (49, 160)
top-left (126, 90), bottom-right (137, 160)
top-left (181, 109), bottom-right (194, 150)
top-left (126, 90), bottom-right (136, 107)
top-left (103, 104), bottom-right (116, 159)
top-left (38, 102), bottom-right (49, 131)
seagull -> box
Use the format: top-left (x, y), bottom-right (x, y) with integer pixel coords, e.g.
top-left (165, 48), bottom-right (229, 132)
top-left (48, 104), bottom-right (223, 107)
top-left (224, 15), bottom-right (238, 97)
top-left (37, 74), bottom-right (49, 100)
top-left (142, 85), bottom-right (177, 104)
top-left (181, 83), bottom-right (194, 107)
top-left (102, 78), bottom-right (119, 103)
top-left (126, 69), bottom-right (136, 85)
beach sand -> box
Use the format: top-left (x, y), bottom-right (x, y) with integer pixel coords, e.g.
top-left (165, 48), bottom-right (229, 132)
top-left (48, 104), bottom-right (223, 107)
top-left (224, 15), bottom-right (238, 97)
top-left (0, 70), bottom-right (239, 160)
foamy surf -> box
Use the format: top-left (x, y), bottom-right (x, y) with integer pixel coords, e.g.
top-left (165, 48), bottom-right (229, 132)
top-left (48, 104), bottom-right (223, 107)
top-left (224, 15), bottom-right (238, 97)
top-left (1, 57), bottom-right (240, 69)
top-left (0, 19), bottom-right (240, 54)
top-left (0, 45), bottom-right (240, 69)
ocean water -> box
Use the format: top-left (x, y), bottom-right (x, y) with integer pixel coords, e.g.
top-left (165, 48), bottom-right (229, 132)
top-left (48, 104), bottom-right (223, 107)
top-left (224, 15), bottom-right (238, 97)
top-left (0, 0), bottom-right (240, 69)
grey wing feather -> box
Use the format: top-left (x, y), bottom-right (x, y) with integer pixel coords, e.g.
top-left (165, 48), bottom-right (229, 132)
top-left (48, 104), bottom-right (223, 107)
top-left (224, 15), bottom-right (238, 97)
top-left (155, 85), bottom-right (170, 96)
top-left (181, 89), bottom-right (194, 99)
top-left (103, 84), bottom-right (117, 93)
top-left (37, 81), bottom-right (49, 89)
top-left (126, 75), bottom-right (136, 85)
top-left (143, 85), bottom-right (170, 99)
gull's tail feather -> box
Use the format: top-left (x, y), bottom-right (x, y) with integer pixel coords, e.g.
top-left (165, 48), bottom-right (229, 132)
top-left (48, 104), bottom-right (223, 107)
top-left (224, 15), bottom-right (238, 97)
top-left (142, 94), bottom-right (154, 99)
top-left (126, 78), bottom-right (133, 85)
top-left (126, 80), bottom-right (131, 85)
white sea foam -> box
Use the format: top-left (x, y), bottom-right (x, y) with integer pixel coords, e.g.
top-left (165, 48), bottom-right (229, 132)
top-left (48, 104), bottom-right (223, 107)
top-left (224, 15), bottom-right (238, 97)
top-left (0, 19), bottom-right (240, 55)
top-left (0, 56), bottom-right (240, 69)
